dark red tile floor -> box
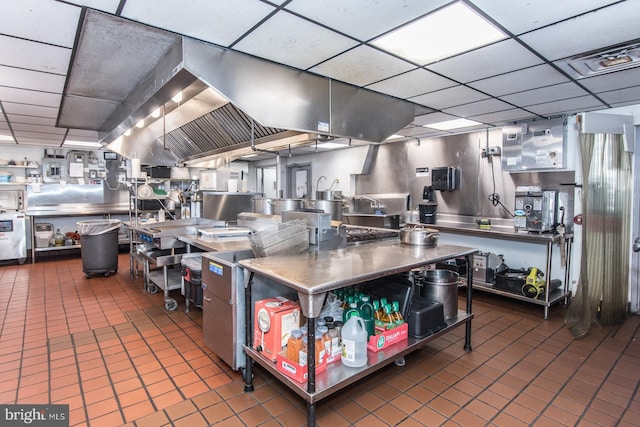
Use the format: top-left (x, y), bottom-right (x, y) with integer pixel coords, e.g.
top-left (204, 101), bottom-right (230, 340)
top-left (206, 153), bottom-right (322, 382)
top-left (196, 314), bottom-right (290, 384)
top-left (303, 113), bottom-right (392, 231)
top-left (1, 253), bottom-right (639, 426)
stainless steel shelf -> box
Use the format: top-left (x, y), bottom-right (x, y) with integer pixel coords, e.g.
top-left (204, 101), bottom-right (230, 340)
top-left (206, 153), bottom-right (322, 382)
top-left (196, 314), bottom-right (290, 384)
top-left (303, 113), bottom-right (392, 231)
top-left (34, 244), bottom-right (81, 252)
top-left (470, 280), bottom-right (570, 307)
top-left (244, 310), bottom-right (473, 404)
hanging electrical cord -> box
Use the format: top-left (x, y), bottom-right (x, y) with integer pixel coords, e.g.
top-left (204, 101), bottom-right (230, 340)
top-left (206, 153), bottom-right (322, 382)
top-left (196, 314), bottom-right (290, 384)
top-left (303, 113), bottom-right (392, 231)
top-left (486, 147), bottom-right (514, 217)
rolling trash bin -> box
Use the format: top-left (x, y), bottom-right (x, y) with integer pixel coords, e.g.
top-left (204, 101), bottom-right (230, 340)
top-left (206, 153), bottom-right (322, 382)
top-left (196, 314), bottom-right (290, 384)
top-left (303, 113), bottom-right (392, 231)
top-left (77, 219), bottom-right (121, 278)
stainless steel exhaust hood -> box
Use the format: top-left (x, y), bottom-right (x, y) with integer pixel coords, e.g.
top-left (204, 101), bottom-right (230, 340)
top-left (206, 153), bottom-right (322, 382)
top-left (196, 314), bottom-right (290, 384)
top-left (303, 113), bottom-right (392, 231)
top-left (57, 10), bottom-right (415, 165)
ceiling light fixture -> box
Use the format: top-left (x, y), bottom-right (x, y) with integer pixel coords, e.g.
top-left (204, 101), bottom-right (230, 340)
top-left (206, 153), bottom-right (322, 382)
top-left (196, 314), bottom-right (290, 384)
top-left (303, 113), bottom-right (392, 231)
top-left (372, 1), bottom-right (505, 65)
top-left (0, 135), bottom-right (15, 142)
top-left (424, 118), bottom-right (482, 130)
top-left (151, 108), bottom-right (161, 118)
top-left (124, 128), bottom-right (131, 136)
top-left (172, 92), bottom-right (183, 103)
top-left (385, 134), bottom-right (405, 140)
top-left (63, 140), bottom-right (103, 148)
top-left (136, 119), bottom-right (145, 128)
top-left (316, 142), bottom-right (346, 149)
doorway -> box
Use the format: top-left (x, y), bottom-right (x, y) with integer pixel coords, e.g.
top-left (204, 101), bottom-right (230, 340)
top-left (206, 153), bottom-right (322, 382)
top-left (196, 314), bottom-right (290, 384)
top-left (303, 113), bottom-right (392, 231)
top-left (287, 164), bottom-right (311, 199)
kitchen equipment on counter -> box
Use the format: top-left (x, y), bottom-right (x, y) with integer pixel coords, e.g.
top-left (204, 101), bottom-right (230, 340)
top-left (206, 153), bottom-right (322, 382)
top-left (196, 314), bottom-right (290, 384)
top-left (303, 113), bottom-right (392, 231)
top-left (252, 198), bottom-right (304, 215)
top-left (316, 190), bottom-right (342, 200)
top-left (0, 212), bottom-right (27, 263)
top-left (281, 210), bottom-right (335, 247)
top-left (305, 199), bottom-right (345, 221)
top-left (131, 217), bottom-right (222, 250)
top-left (0, 189), bottom-right (24, 211)
top-left (342, 213), bottom-right (400, 229)
top-left (399, 225), bottom-right (438, 247)
top-left (514, 187), bottom-right (556, 232)
top-left (472, 252), bottom-right (506, 284)
top-left (344, 226), bottom-right (399, 244)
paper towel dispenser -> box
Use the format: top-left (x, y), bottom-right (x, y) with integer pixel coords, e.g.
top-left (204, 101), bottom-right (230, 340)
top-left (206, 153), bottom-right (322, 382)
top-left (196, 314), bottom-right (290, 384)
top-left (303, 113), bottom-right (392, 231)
top-left (431, 166), bottom-right (458, 191)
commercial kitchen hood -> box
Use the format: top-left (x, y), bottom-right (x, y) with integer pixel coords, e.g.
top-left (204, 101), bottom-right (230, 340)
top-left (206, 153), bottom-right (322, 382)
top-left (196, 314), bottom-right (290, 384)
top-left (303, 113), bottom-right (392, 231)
top-left (57, 10), bottom-right (415, 166)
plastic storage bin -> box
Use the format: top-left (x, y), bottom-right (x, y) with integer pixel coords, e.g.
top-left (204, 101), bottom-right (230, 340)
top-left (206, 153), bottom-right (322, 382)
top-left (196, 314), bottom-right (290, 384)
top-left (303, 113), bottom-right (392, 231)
top-left (77, 219), bottom-right (121, 278)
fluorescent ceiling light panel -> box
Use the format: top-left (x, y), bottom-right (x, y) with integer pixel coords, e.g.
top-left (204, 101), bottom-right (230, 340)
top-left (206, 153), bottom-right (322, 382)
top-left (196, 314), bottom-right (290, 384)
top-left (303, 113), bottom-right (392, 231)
top-left (63, 140), bottom-right (103, 148)
top-left (316, 142), bottom-right (346, 149)
top-left (372, 2), bottom-right (506, 65)
top-left (424, 118), bottom-right (482, 130)
top-left (0, 135), bottom-right (15, 142)
top-left (385, 134), bottom-right (405, 140)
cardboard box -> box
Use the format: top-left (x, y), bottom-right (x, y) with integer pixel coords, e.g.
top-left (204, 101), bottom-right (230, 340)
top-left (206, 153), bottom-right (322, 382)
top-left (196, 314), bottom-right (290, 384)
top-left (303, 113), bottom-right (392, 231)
top-left (367, 323), bottom-right (408, 352)
top-left (276, 350), bottom-right (326, 383)
top-left (254, 298), bottom-right (301, 361)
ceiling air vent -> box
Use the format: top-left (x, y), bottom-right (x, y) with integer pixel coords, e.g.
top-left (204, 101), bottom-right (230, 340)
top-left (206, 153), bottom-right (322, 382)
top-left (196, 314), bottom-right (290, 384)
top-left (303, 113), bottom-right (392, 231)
top-left (558, 39), bottom-right (640, 78)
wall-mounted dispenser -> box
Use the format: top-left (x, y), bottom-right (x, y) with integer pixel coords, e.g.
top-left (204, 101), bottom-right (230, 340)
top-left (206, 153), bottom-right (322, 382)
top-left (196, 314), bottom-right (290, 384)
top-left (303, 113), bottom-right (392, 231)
top-left (431, 166), bottom-right (458, 191)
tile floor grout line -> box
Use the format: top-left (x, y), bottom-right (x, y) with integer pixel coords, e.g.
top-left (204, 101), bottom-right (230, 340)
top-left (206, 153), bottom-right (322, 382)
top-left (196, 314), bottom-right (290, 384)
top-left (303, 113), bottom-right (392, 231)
top-left (389, 306), bottom-right (565, 426)
top-left (571, 319), bottom-right (640, 426)
top-left (66, 332), bottom-right (92, 426)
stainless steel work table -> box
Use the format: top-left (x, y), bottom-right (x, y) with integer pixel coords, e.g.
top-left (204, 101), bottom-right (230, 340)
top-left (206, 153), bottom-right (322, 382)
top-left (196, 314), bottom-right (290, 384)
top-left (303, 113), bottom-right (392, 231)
top-left (424, 222), bottom-right (573, 319)
top-left (239, 241), bottom-right (477, 427)
top-left (177, 234), bottom-right (252, 253)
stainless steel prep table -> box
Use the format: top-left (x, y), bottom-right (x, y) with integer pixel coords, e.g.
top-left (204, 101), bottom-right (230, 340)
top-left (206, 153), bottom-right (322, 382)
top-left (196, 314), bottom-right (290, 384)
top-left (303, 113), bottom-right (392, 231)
top-left (177, 234), bottom-right (252, 253)
top-left (239, 240), bottom-right (477, 427)
top-left (422, 221), bottom-right (573, 319)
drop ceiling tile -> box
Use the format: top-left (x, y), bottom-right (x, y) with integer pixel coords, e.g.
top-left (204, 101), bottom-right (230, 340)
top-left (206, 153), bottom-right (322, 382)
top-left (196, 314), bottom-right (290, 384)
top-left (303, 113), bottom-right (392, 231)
top-left (0, 0), bottom-right (81, 48)
top-left (14, 131), bottom-right (64, 141)
top-left (443, 98), bottom-right (513, 117)
top-left (426, 39), bottom-right (542, 83)
top-left (411, 112), bottom-right (459, 127)
top-left (578, 67), bottom-right (640, 93)
top-left (468, 64), bottom-right (569, 96)
top-left (472, 0), bottom-right (620, 34)
top-left (11, 123), bottom-right (66, 135)
top-left (0, 36), bottom-right (71, 75)
top-left (409, 85), bottom-right (489, 110)
top-left (0, 87), bottom-right (62, 108)
top-left (0, 66), bottom-right (66, 93)
top-left (285, 0), bottom-right (448, 41)
top-left (470, 108), bottom-right (535, 124)
top-left (122, 0), bottom-right (275, 47)
top-left (14, 138), bottom-right (62, 146)
top-left (6, 115), bottom-right (57, 126)
top-left (366, 68), bottom-right (456, 99)
top-left (2, 102), bottom-right (58, 119)
top-left (64, 0), bottom-right (121, 13)
top-left (526, 95), bottom-right (605, 116)
top-left (309, 45), bottom-right (415, 87)
top-left (234, 11), bottom-right (359, 70)
top-left (500, 82), bottom-right (588, 106)
top-left (399, 126), bottom-right (444, 139)
top-left (519, 1), bottom-right (640, 61)
top-left (597, 85), bottom-right (640, 105)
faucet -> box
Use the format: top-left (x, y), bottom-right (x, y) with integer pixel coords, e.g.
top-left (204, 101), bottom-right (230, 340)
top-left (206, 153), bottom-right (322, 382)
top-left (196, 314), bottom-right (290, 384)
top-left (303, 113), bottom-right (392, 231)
top-left (356, 195), bottom-right (385, 211)
top-left (316, 176), bottom-right (326, 191)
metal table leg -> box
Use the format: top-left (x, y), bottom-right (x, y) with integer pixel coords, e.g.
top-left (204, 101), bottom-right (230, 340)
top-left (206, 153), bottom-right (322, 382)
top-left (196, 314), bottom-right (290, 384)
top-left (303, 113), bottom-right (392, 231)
top-left (244, 272), bottom-right (255, 392)
top-left (464, 254), bottom-right (473, 351)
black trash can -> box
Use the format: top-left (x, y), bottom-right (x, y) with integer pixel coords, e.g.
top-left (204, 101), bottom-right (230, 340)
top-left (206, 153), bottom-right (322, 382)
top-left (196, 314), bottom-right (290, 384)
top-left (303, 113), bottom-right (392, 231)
top-left (77, 219), bottom-right (121, 278)
top-left (181, 254), bottom-right (203, 311)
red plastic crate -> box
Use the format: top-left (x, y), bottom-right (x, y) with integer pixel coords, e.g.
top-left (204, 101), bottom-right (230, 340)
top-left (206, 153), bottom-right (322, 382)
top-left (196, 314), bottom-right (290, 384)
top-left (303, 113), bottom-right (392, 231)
top-left (367, 322), bottom-right (408, 352)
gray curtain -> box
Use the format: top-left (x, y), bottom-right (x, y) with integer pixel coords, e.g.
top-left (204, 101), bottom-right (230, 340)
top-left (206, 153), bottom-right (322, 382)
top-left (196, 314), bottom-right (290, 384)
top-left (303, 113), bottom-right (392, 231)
top-left (566, 133), bottom-right (631, 338)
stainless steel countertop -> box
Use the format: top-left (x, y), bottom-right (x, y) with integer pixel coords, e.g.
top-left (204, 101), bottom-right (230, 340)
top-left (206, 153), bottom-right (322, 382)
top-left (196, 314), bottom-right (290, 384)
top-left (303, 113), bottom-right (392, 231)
top-left (177, 234), bottom-right (252, 252)
top-left (239, 240), bottom-right (477, 296)
top-left (410, 221), bottom-right (572, 243)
